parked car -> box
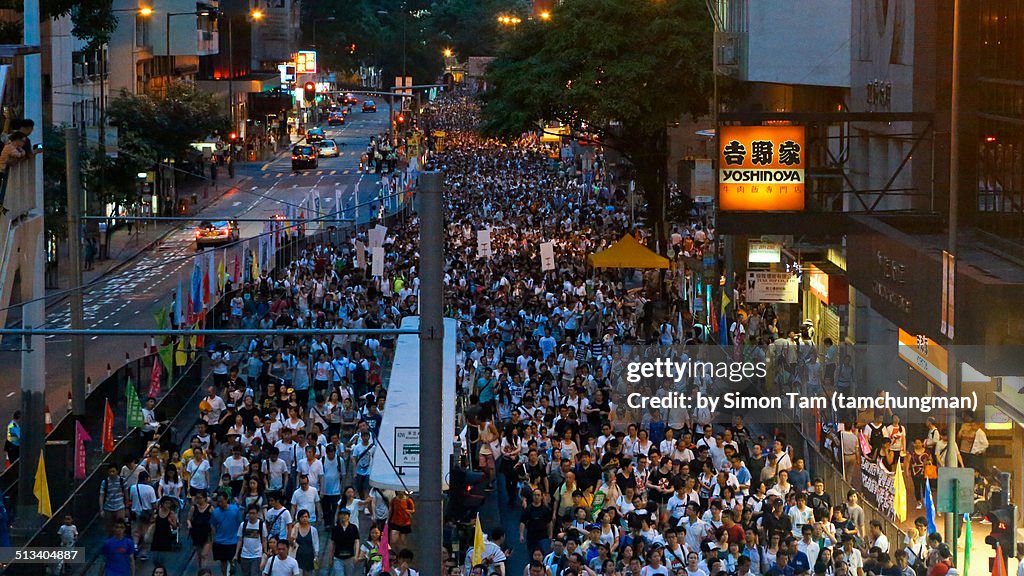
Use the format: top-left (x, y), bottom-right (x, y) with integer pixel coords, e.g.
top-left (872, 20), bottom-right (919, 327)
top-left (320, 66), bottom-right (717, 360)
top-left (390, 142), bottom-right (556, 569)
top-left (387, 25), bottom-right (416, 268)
top-left (291, 144), bottom-right (318, 169)
top-left (362, 100), bottom-right (377, 113)
top-left (194, 220), bottom-right (239, 249)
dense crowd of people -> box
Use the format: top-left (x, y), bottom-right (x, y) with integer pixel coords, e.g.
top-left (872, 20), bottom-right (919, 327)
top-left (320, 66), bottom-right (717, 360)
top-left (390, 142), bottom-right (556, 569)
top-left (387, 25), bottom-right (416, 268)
top-left (84, 95), bottom-right (976, 576)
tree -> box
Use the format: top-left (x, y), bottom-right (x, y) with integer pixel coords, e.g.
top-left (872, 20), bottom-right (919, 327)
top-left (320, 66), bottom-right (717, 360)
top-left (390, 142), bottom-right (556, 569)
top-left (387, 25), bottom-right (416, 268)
top-left (107, 81), bottom-right (229, 166)
top-left (480, 0), bottom-right (712, 248)
top-left (42, 0), bottom-right (118, 51)
top-left (428, 0), bottom-right (531, 58)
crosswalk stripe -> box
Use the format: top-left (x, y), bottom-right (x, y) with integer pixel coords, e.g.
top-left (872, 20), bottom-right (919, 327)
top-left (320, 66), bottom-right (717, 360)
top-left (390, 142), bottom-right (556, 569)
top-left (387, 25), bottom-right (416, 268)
top-left (317, 170), bottom-right (324, 176)
top-left (330, 170), bottom-right (337, 175)
top-left (262, 173), bottom-right (271, 179)
top-left (343, 170), bottom-right (350, 175)
top-left (275, 172), bottom-right (284, 178)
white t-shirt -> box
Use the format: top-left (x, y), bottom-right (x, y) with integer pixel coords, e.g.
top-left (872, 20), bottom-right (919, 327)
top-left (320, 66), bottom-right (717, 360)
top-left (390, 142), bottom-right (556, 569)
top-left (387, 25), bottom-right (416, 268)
top-left (291, 486), bottom-right (321, 523)
top-left (265, 507), bottom-right (293, 540)
top-left (263, 554), bottom-right (301, 576)
top-left (263, 458), bottom-right (289, 491)
top-left (297, 458), bottom-right (325, 489)
top-left (130, 483), bottom-right (158, 514)
top-left (224, 456), bottom-right (250, 482)
top-left (237, 519), bottom-right (268, 559)
top-left (187, 459), bottom-right (211, 490)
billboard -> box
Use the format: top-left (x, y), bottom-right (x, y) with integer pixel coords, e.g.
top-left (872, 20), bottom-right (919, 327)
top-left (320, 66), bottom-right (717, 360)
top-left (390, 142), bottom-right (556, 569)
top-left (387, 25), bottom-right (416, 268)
top-left (719, 126), bottom-right (805, 211)
top-left (745, 271), bottom-right (799, 303)
top-left (296, 51), bottom-right (317, 74)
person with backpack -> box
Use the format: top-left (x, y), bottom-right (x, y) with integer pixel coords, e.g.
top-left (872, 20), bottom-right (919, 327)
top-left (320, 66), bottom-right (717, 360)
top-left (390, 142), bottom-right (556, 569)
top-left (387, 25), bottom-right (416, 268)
top-left (236, 504), bottom-right (269, 576)
top-left (100, 464), bottom-right (129, 534)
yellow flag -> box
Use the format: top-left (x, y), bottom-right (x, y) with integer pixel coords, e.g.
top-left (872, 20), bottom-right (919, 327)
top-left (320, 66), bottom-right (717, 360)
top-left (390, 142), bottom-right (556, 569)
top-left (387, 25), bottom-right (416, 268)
top-left (893, 460), bottom-right (907, 522)
top-left (721, 291), bottom-right (731, 314)
top-left (34, 450), bottom-right (52, 518)
top-left (471, 513), bottom-right (485, 566)
top-left (216, 256), bottom-right (226, 291)
top-left (175, 337), bottom-right (187, 367)
top-left (251, 249), bottom-right (260, 280)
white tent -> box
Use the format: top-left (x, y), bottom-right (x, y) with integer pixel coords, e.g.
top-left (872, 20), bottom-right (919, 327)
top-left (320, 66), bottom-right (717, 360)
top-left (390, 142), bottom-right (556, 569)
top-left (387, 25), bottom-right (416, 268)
top-left (369, 316), bottom-right (458, 492)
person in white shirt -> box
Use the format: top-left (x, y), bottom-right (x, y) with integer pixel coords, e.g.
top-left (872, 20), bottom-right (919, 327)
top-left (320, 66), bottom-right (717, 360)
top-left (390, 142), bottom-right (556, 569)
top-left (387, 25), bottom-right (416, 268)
top-left (263, 448), bottom-right (290, 497)
top-left (236, 505), bottom-right (268, 576)
top-left (265, 494), bottom-right (293, 542)
top-left (263, 540), bottom-right (301, 576)
top-left (788, 493), bottom-right (814, 537)
top-left (186, 449), bottom-right (211, 495)
top-left (297, 446), bottom-right (325, 491)
top-left (290, 474), bottom-right (322, 524)
top-left (464, 528), bottom-right (508, 575)
top-left (223, 446), bottom-right (250, 496)
top-left (130, 471), bottom-right (159, 558)
top-left (797, 526), bottom-right (820, 568)
top-left (678, 503), bottom-right (710, 554)
top-left (869, 520), bottom-right (890, 553)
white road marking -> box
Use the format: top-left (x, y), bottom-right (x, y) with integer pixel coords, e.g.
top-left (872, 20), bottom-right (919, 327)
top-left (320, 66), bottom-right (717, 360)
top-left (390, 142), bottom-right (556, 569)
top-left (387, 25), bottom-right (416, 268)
top-left (6, 392), bottom-right (15, 398)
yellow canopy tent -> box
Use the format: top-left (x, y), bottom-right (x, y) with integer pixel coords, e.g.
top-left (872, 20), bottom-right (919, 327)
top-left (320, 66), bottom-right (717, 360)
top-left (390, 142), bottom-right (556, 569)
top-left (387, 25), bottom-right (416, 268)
top-left (588, 234), bottom-right (670, 269)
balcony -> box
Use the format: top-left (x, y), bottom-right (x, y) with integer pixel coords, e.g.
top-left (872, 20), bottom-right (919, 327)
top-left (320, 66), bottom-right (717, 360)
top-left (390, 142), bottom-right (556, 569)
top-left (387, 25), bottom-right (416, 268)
top-left (196, 28), bottom-right (218, 56)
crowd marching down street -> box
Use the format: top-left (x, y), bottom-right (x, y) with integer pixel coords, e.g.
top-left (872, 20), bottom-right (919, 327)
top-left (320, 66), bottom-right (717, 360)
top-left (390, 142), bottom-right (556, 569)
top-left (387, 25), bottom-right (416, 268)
top-left (87, 96), bottom-right (979, 576)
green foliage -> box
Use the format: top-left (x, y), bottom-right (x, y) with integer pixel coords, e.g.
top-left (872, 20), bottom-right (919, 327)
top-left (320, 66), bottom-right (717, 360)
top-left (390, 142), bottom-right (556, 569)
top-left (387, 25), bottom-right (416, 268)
top-left (42, 126), bottom-right (68, 240)
top-left (481, 0), bottom-right (712, 139)
top-left (42, 0), bottom-right (117, 50)
top-left (480, 0), bottom-right (712, 242)
top-left (428, 0), bottom-right (531, 58)
top-left (107, 81), bottom-right (229, 166)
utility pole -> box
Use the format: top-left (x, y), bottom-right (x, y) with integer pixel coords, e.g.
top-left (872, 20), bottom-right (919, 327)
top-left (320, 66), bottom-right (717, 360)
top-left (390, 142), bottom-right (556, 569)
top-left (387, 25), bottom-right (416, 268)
top-left (18, 0), bottom-right (47, 525)
top-left (66, 127), bottom-right (86, 416)
top-left (944, 0), bottom-right (963, 551)
top-left (418, 171), bottom-right (444, 576)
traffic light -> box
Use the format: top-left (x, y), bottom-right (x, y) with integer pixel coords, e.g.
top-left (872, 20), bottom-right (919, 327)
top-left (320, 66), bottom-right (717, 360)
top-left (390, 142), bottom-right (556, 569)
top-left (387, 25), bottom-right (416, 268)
top-left (397, 114), bottom-right (405, 124)
top-left (985, 505), bottom-right (1016, 555)
top-left (303, 81), bottom-right (316, 103)
top-left (228, 132), bottom-right (238, 141)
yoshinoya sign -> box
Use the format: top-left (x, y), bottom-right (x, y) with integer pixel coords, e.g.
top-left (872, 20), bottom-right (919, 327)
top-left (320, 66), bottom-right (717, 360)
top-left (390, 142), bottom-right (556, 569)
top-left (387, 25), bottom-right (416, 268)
top-left (745, 271), bottom-right (800, 303)
top-left (719, 126), bottom-right (805, 211)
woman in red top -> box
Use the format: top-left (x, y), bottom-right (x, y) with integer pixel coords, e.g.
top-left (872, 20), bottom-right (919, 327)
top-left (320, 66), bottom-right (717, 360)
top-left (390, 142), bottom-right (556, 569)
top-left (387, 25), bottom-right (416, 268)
top-left (389, 490), bottom-right (416, 550)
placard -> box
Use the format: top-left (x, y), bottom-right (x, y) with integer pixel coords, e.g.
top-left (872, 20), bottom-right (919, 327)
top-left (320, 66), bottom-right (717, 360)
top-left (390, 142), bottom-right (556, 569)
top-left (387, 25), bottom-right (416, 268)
top-left (860, 459), bottom-right (896, 516)
top-left (540, 242), bottom-right (555, 271)
top-left (371, 246), bottom-right (385, 277)
top-left (745, 271), bottom-right (799, 303)
top-left (477, 229), bottom-right (493, 258)
top-left (936, 467), bottom-right (974, 513)
top-left (355, 241), bottom-right (366, 270)
top-left (369, 225), bottom-right (387, 249)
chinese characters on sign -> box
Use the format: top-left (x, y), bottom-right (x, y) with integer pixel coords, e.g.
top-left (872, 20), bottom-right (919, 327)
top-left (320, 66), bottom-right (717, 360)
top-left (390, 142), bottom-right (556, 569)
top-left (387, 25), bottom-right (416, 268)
top-left (296, 50), bottom-right (317, 74)
top-left (719, 126), bottom-right (805, 211)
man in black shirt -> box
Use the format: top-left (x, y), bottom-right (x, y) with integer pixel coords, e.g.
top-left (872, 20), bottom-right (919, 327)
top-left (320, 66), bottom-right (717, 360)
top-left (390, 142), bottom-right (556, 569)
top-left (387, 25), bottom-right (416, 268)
top-left (326, 508), bottom-right (361, 576)
top-left (520, 489), bottom-right (553, 553)
top-left (574, 452), bottom-right (602, 494)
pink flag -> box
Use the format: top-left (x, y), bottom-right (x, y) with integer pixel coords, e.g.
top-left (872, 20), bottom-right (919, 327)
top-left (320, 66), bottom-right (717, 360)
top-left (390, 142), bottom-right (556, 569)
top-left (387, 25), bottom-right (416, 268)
top-left (381, 521), bottom-right (391, 573)
top-left (148, 356), bottom-right (162, 399)
top-left (74, 421), bottom-right (92, 480)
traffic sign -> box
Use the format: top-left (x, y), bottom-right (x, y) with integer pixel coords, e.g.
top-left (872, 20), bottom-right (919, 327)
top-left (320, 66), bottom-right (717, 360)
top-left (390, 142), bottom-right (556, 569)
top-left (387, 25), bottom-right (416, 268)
top-left (936, 467), bottom-right (974, 513)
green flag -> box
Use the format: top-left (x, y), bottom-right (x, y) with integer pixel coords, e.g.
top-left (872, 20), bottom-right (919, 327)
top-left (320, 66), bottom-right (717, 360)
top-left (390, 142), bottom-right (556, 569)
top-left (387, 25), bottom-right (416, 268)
top-left (158, 344), bottom-right (174, 373)
top-left (153, 304), bottom-right (169, 331)
top-left (126, 377), bottom-right (144, 428)
top-left (963, 513), bottom-right (971, 575)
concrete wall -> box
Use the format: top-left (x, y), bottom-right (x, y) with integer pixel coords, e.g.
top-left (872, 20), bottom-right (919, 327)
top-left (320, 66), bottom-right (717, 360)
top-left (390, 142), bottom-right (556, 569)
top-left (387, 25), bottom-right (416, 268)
top-left (743, 0), bottom-right (851, 88)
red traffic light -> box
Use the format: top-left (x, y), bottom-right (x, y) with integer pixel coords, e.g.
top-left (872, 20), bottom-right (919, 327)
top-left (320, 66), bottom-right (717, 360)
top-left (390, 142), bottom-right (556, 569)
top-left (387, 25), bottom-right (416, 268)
top-left (397, 114), bottom-right (405, 123)
top-left (304, 81), bottom-right (315, 91)
top-left (229, 132), bottom-right (238, 140)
